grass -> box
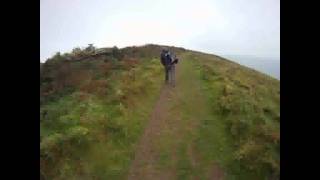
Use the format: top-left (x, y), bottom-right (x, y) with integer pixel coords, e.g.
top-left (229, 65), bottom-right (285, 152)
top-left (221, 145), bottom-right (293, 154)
top-left (151, 52), bottom-right (279, 179)
top-left (40, 45), bottom-right (279, 180)
top-left (40, 55), bottom-right (164, 179)
top-left (192, 53), bottom-right (280, 179)
top-left (174, 53), bottom-right (236, 179)
top-left (146, 53), bottom-right (235, 179)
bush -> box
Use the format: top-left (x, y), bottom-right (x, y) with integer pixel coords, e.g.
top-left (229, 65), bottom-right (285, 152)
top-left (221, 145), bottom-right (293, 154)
top-left (80, 79), bottom-right (108, 95)
top-left (218, 95), bottom-right (232, 114)
top-left (52, 52), bottom-right (62, 60)
top-left (40, 133), bottom-right (65, 158)
top-left (234, 140), bottom-right (264, 169)
top-left (59, 114), bottom-right (79, 128)
top-left (223, 84), bottom-right (234, 96)
top-left (40, 126), bottom-right (90, 159)
top-left (229, 118), bottom-right (250, 138)
top-left (234, 138), bottom-right (279, 178)
top-left (65, 126), bottom-right (90, 144)
top-left (112, 46), bottom-right (123, 60)
top-left (85, 44), bottom-right (95, 53)
top-left (72, 47), bottom-right (82, 56)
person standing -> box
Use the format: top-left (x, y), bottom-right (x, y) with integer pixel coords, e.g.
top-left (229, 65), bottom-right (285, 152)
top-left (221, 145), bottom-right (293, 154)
top-left (160, 48), bottom-right (179, 86)
top-left (160, 48), bottom-right (172, 84)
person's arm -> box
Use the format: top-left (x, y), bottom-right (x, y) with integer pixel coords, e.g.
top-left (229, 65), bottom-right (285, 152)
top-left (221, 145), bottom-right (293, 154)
top-left (171, 58), bottom-right (178, 65)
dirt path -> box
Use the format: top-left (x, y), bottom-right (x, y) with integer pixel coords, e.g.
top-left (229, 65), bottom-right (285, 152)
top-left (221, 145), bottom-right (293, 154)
top-left (127, 68), bottom-right (179, 180)
top-left (127, 55), bottom-right (225, 180)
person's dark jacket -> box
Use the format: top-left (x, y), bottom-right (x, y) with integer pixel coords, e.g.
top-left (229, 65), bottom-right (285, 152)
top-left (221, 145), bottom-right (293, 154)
top-left (165, 53), bottom-right (172, 66)
top-left (160, 51), bottom-right (172, 66)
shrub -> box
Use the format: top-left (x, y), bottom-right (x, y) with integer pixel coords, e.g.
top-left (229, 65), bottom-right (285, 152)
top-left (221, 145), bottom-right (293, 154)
top-left (112, 46), bottom-right (123, 60)
top-left (80, 79), bottom-right (108, 95)
top-left (229, 118), bottom-right (250, 138)
top-left (99, 62), bottom-right (112, 76)
top-left (85, 44), bottom-right (95, 53)
top-left (260, 124), bottom-right (280, 144)
top-left (72, 47), bottom-right (82, 57)
top-left (218, 96), bottom-right (232, 114)
top-left (234, 140), bottom-right (264, 170)
top-left (52, 52), bottom-right (62, 60)
top-left (65, 126), bottom-right (89, 144)
top-left (59, 114), bottom-right (79, 128)
top-left (223, 84), bottom-right (234, 96)
top-left (40, 133), bottom-right (65, 159)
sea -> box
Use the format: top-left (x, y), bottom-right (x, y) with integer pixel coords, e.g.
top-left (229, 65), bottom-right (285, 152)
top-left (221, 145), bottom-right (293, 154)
top-left (222, 55), bottom-right (280, 80)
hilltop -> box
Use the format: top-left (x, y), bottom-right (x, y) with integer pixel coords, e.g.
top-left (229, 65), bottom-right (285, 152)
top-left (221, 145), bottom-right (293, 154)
top-left (40, 44), bottom-right (280, 180)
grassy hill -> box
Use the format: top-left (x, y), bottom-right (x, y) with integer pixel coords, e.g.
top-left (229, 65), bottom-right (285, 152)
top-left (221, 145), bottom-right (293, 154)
top-left (40, 44), bottom-right (280, 180)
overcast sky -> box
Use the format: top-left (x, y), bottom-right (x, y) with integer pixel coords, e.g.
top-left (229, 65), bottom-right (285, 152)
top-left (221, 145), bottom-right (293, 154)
top-left (40, 0), bottom-right (280, 62)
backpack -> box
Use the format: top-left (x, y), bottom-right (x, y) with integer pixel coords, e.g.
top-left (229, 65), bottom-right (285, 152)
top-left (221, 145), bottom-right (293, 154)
top-left (165, 53), bottom-right (172, 65)
top-left (160, 51), bottom-right (167, 66)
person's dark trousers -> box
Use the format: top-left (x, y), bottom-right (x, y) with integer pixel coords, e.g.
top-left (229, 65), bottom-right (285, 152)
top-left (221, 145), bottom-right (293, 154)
top-left (165, 65), bottom-right (170, 83)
